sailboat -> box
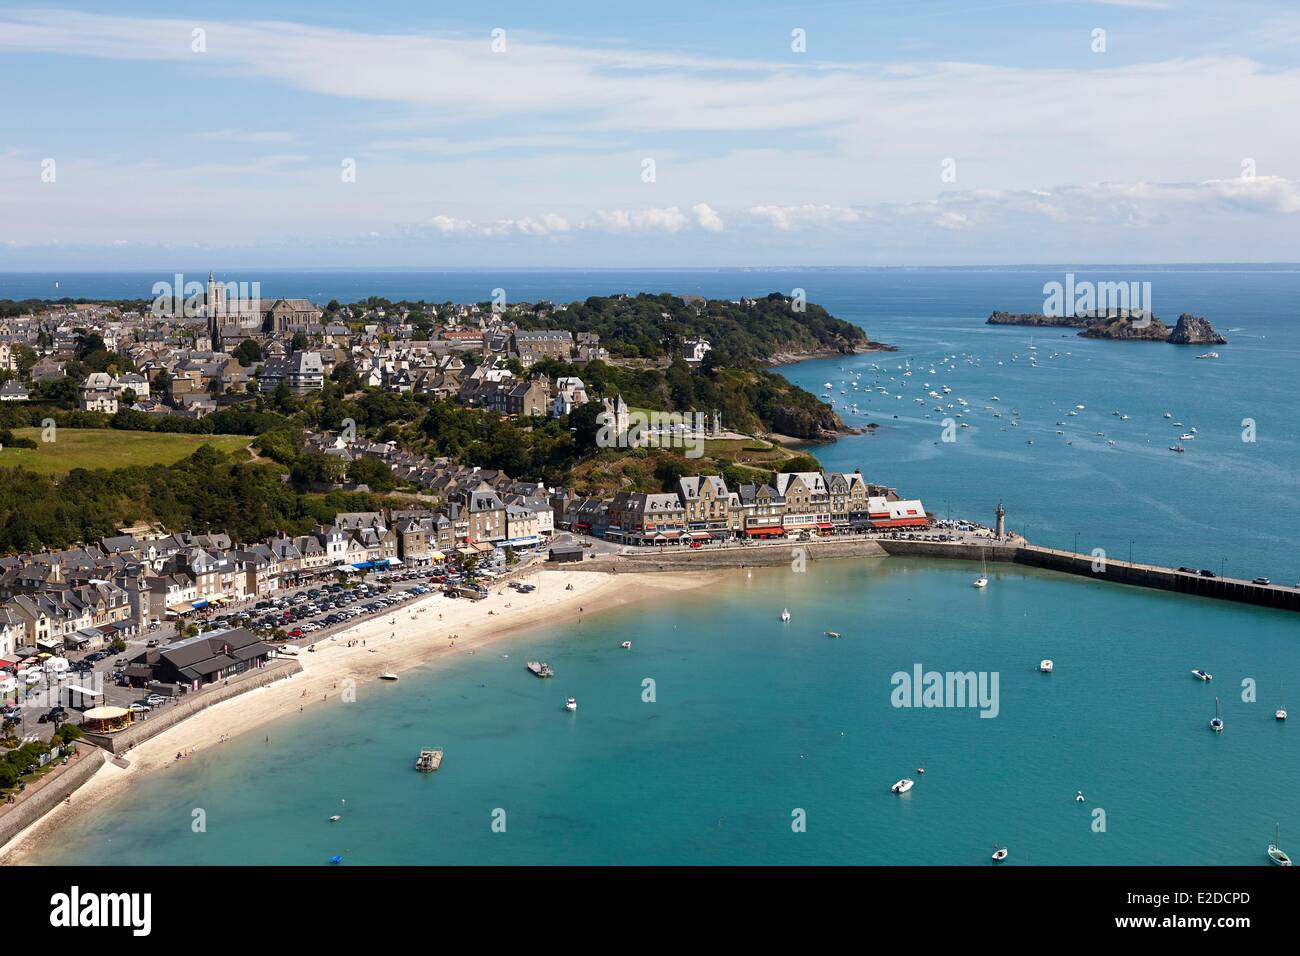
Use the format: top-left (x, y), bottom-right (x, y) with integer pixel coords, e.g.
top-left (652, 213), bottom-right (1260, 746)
top-left (1276, 683), bottom-right (1287, 721)
top-left (1268, 824), bottom-right (1292, 866)
top-left (780, 607), bottom-right (791, 622)
top-left (972, 551), bottom-right (989, 589)
top-left (1210, 697), bottom-right (1224, 733)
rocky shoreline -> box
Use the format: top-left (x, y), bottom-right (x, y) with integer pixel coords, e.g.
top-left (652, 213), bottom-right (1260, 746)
top-left (987, 310), bottom-right (1227, 345)
top-left (766, 340), bottom-right (897, 366)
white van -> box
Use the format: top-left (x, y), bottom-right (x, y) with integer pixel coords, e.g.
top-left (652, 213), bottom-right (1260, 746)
top-left (277, 644), bottom-right (300, 657)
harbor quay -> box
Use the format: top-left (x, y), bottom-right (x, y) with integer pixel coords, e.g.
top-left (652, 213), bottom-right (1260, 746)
top-left (564, 527), bottom-right (1300, 614)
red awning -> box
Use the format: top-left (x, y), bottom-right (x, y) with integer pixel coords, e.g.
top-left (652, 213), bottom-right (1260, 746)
top-left (746, 527), bottom-right (786, 537)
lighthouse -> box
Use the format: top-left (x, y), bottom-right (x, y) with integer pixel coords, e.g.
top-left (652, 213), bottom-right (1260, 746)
top-left (995, 501), bottom-right (1006, 540)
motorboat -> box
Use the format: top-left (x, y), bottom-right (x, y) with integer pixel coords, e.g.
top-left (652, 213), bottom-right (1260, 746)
top-left (415, 748), bottom-right (443, 772)
top-left (329, 815), bottom-right (341, 822)
top-left (379, 672), bottom-right (399, 681)
top-left (1196, 351), bottom-right (1220, 360)
top-left (891, 778), bottom-right (914, 794)
top-left (991, 846), bottom-right (1009, 863)
top-left (1039, 660), bottom-right (1054, 673)
top-left (527, 661), bottom-right (554, 678)
top-left (1191, 669), bottom-right (1213, 681)
top-left (621, 641), bottom-right (632, 649)
top-left (825, 631), bottom-right (841, 638)
top-left (565, 697), bottom-right (578, 712)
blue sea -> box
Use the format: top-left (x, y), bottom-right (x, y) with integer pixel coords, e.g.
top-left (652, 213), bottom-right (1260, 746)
top-left (14, 267), bottom-right (1300, 865)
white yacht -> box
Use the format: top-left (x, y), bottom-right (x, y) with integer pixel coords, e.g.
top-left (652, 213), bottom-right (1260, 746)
top-left (1269, 824), bottom-right (1292, 866)
top-left (780, 608), bottom-right (791, 622)
top-left (1210, 697), bottom-right (1224, 733)
top-left (1039, 659), bottom-right (1054, 673)
top-left (1191, 669), bottom-right (1213, 681)
top-left (565, 697), bottom-right (578, 712)
top-left (1196, 351), bottom-right (1220, 360)
top-left (621, 641), bottom-right (632, 650)
top-left (973, 552), bottom-right (989, 589)
top-left (891, 778), bottom-right (914, 794)
top-left (379, 672), bottom-right (399, 681)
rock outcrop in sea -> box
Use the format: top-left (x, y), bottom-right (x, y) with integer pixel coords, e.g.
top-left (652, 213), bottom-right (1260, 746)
top-left (1167, 313), bottom-right (1228, 345)
top-left (986, 310), bottom-right (1226, 344)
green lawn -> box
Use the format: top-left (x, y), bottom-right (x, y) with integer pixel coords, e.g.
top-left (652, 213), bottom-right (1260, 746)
top-left (0, 428), bottom-right (253, 475)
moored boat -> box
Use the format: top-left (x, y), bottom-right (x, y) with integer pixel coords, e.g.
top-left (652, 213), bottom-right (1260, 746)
top-left (1039, 659), bottom-right (1054, 673)
top-left (1191, 669), bottom-right (1213, 681)
top-left (1268, 824), bottom-right (1292, 866)
top-left (415, 748), bottom-right (444, 772)
top-left (565, 697), bottom-right (578, 712)
top-left (527, 661), bottom-right (554, 678)
top-left (891, 778), bottom-right (914, 794)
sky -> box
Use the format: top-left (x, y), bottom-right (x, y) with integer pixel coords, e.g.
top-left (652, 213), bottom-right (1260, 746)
top-left (1, 0), bottom-right (1299, 269)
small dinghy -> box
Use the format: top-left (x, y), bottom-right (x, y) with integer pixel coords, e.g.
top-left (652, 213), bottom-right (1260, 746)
top-left (1039, 659), bottom-right (1054, 673)
top-left (379, 672), bottom-right (399, 681)
top-left (891, 778), bottom-right (914, 794)
top-left (328, 855), bottom-right (343, 865)
top-left (991, 845), bottom-right (1008, 863)
top-left (621, 641), bottom-right (632, 649)
top-left (329, 815), bottom-right (341, 822)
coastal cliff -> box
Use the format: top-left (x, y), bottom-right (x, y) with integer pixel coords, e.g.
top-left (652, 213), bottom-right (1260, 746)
top-left (987, 310), bottom-right (1226, 344)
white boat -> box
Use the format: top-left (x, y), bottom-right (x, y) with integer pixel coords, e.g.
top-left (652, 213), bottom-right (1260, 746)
top-left (415, 748), bottom-right (443, 772)
top-left (991, 845), bottom-right (1008, 863)
top-left (1039, 659), bottom-right (1054, 673)
top-left (329, 815), bottom-right (341, 822)
top-left (1269, 824), bottom-right (1292, 866)
top-left (1180, 433), bottom-right (1195, 441)
top-left (1191, 669), bottom-right (1213, 681)
top-left (379, 672), bottom-right (399, 681)
top-left (527, 661), bottom-right (554, 678)
top-left (780, 608), bottom-right (791, 622)
top-left (564, 697), bottom-right (578, 712)
top-left (972, 551), bottom-right (989, 589)
top-left (891, 778), bottom-right (914, 794)
top-left (825, 630), bottom-right (841, 638)
top-left (1276, 707), bottom-right (1288, 721)
top-left (1210, 697), bottom-right (1224, 733)
top-left (621, 641), bottom-right (632, 649)
top-left (1196, 351), bottom-right (1220, 360)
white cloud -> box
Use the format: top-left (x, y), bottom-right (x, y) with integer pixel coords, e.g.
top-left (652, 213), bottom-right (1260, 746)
top-left (750, 204), bottom-right (863, 231)
top-left (692, 203), bottom-right (724, 232)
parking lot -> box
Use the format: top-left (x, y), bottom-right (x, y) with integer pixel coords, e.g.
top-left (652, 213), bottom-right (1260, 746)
top-left (1, 554), bottom-right (554, 744)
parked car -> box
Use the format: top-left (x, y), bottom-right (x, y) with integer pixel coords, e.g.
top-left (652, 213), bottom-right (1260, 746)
top-left (1199, 569), bottom-right (1217, 578)
top-left (1253, 577), bottom-right (1271, 585)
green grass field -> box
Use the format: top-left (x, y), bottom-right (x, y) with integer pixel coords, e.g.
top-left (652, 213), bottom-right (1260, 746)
top-left (0, 428), bottom-right (253, 475)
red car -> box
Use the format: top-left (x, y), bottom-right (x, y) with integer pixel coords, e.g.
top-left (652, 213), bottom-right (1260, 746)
top-left (288, 628), bottom-right (303, 637)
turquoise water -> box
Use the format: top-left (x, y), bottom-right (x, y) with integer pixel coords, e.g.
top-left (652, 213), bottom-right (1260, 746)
top-left (16, 267), bottom-right (1300, 865)
top-left (37, 560), bottom-right (1298, 865)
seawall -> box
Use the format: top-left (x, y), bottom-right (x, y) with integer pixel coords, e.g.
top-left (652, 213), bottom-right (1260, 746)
top-left (0, 746), bottom-right (106, 849)
top-left (580, 537), bottom-right (887, 572)
top-left (83, 660), bottom-right (304, 754)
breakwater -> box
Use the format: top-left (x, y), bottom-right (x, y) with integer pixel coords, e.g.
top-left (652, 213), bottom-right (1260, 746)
top-left (875, 537), bottom-right (1299, 612)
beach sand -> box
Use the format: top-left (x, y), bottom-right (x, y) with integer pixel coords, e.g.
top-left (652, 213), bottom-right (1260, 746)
top-left (0, 565), bottom-right (716, 864)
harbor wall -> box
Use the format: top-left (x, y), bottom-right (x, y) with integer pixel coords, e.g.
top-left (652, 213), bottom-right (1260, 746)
top-left (83, 660), bottom-right (303, 755)
top-left (1013, 545), bottom-right (1300, 612)
top-left (0, 746), bottom-right (106, 849)
top-left (585, 537), bottom-right (887, 572)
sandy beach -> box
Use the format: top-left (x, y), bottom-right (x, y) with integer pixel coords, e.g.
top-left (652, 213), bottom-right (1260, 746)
top-left (0, 565), bottom-right (716, 864)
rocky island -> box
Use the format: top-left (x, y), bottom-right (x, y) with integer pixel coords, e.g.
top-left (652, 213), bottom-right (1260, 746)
top-left (987, 310), bottom-right (1227, 345)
